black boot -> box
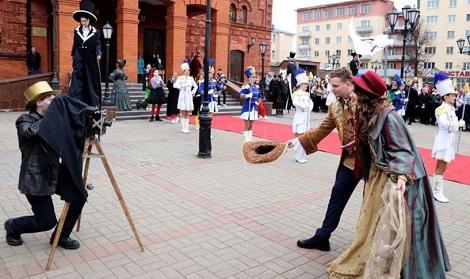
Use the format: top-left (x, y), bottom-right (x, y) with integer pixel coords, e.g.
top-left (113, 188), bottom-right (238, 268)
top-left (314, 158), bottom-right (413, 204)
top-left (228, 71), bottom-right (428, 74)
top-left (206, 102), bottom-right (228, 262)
top-left (297, 235), bottom-right (330, 251)
top-left (155, 115), bottom-right (162, 121)
top-left (50, 235), bottom-right (80, 250)
top-left (4, 219), bottom-right (23, 246)
top-left (149, 115), bottom-right (154, 122)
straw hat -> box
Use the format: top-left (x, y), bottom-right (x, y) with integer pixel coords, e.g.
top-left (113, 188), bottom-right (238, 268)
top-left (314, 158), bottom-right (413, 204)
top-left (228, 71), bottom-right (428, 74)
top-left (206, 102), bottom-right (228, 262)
top-left (242, 140), bottom-right (288, 164)
top-left (24, 81), bottom-right (57, 107)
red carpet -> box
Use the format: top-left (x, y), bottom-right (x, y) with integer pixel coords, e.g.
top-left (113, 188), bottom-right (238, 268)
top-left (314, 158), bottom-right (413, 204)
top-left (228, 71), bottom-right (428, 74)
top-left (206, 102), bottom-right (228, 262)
top-left (194, 115), bottom-right (470, 186)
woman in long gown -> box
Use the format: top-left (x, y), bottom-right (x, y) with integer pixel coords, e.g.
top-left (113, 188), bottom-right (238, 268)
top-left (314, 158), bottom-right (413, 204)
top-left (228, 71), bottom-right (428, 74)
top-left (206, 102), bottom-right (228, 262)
top-left (327, 71), bottom-right (450, 279)
top-left (110, 60), bottom-right (132, 111)
top-left (68, 0), bottom-right (102, 107)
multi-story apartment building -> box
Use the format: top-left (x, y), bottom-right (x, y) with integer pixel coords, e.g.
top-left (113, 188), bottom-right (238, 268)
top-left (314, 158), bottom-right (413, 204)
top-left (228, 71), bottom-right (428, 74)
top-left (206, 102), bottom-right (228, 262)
top-left (419, 0), bottom-right (470, 88)
top-left (296, 0), bottom-right (414, 81)
top-left (271, 28), bottom-right (296, 66)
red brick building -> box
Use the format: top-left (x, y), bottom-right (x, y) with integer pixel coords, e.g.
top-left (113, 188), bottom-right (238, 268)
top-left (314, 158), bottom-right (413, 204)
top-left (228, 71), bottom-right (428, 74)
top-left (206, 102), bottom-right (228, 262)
top-left (0, 0), bottom-right (272, 109)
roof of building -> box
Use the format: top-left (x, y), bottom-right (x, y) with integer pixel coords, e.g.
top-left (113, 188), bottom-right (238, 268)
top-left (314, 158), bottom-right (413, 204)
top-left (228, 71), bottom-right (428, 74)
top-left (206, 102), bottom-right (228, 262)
top-left (272, 28), bottom-right (296, 35)
top-left (296, 0), bottom-right (389, 12)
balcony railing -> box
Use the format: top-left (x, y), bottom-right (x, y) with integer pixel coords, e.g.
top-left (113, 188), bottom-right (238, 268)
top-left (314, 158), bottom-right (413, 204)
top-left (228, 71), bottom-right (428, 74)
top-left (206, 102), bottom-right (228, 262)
top-left (297, 30), bottom-right (311, 37)
top-left (297, 44), bottom-right (310, 50)
top-left (385, 54), bottom-right (412, 61)
top-left (356, 26), bottom-right (373, 34)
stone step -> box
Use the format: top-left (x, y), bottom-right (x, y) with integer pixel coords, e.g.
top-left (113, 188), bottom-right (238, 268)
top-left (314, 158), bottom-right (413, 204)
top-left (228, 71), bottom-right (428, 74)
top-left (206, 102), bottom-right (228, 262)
top-left (116, 106), bottom-right (242, 121)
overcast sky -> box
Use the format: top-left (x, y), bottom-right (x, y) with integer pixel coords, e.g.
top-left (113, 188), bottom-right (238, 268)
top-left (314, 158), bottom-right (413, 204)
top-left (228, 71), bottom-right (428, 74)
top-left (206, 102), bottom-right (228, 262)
top-left (272, 0), bottom-right (413, 33)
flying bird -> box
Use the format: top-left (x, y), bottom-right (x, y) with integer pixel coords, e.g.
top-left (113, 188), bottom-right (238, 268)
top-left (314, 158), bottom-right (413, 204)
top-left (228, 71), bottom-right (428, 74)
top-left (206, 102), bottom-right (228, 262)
top-left (348, 17), bottom-right (394, 56)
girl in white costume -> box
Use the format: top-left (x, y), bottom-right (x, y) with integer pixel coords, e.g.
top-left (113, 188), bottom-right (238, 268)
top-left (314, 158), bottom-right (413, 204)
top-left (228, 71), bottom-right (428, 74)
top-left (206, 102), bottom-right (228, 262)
top-left (292, 68), bottom-right (313, 163)
top-left (431, 73), bottom-right (466, 202)
top-left (174, 63), bottom-right (198, 133)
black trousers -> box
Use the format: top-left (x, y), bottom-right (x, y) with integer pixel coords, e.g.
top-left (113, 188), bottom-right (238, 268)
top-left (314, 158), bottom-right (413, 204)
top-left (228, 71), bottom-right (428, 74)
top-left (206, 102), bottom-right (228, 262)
top-left (217, 90), bottom-right (226, 105)
top-left (10, 195), bottom-right (85, 239)
top-left (315, 165), bottom-right (361, 239)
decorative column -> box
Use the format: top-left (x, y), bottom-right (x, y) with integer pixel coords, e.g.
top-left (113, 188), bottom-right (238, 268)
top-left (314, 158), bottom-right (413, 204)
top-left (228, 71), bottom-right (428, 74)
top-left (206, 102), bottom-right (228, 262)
top-left (116, 0), bottom-right (139, 83)
top-left (56, 0), bottom-right (79, 90)
top-left (211, 4), bottom-right (230, 75)
top-left (165, 1), bottom-right (187, 76)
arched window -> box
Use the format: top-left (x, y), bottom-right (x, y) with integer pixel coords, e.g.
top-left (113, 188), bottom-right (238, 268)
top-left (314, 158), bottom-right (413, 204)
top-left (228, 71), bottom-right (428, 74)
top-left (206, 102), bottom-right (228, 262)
top-left (229, 4), bottom-right (237, 23)
top-left (240, 5), bottom-right (248, 24)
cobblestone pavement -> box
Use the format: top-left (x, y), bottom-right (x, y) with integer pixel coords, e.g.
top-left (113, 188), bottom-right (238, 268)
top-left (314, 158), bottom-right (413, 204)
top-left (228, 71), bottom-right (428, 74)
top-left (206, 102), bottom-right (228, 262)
top-left (1, 111), bottom-right (469, 279)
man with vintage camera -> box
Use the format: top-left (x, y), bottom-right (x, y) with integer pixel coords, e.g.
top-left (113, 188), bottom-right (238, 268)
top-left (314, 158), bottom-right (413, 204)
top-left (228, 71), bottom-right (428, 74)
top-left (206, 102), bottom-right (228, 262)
top-left (4, 81), bottom-right (88, 250)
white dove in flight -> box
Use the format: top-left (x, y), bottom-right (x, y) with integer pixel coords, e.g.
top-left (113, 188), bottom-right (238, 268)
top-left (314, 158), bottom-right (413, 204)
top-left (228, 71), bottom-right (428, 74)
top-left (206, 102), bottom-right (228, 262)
top-left (348, 17), bottom-right (394, 56)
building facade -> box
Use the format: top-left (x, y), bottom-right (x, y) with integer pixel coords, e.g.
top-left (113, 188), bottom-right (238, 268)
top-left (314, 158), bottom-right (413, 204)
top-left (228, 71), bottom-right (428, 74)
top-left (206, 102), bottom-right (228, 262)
top-left (270, 28), bottom-right (295, 66)
top-left (418, 0), bottom-right (470, 88)
top-left (0, 0), bottom-right (272, 109)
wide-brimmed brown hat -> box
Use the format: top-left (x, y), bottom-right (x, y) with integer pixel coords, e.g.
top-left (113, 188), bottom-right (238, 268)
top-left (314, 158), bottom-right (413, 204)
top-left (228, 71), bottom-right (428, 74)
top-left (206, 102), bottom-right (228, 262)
top-left (24, 81), bottom-right (57, 107)
top-left (242, 140), bottom-right (288, 164)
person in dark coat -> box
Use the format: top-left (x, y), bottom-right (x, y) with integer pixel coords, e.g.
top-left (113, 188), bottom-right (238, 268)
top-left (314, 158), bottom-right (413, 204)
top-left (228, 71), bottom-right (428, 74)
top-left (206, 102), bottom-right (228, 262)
top-left (27, 46), bottom-right (41, 74)
top-left (286, 52), bottom-right (297, 112)
top-left (403, 81), bottom-right (419, 125)
top-left (349, 52), bottom-right (361, 76)
top-left (4, 81), bottom-right (92, 250)
top-left (166, 73), bottom-right (180, 123)
top-left (68, 0), bottom-right (102, 107)
top-left (190, 52), bottom-right (202, 80)
top-left (270, 73), bottom-right (285, 115)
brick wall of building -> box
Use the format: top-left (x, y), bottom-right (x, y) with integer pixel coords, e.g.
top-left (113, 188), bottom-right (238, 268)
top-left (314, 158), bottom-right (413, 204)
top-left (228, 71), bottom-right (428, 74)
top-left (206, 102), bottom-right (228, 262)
top-left (0, 0), bottom-right (28, 79)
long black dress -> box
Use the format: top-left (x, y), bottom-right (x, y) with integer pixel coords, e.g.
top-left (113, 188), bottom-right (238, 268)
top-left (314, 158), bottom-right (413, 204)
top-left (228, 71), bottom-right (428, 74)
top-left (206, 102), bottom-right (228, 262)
top-left (68, 25), bottom-right (102, 107)
top-left (166, 79), bottom-right (180, 117)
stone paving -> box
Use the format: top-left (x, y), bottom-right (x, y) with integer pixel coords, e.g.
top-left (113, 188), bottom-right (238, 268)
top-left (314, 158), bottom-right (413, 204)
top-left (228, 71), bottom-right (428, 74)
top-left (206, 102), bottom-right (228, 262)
top-left (0, 111), bottom-right (470, 279)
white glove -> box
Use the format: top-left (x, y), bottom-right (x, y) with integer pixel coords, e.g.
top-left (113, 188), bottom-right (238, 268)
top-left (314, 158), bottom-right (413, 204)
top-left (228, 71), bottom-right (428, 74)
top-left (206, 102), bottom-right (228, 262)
top-left (459, 119), bottom-right (466, 128)
top-left (449, 120), bottom-right (459, 133)
top-left (291, 138), bottom-right (307, 161)
top-left (404, 98), bottom-right (409, 103)
top-left (244, 93), bottom-right (253, 99)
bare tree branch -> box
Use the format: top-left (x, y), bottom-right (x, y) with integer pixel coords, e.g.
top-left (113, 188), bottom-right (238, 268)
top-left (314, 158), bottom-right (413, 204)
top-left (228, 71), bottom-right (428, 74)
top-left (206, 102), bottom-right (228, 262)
top-left (407, 18), bottom-right (434, 78)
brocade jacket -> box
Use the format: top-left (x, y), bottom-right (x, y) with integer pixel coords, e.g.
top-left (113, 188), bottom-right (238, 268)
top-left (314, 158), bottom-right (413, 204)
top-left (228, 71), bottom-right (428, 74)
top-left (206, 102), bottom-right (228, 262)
top-left (298, 97), bottom-right (357, 169)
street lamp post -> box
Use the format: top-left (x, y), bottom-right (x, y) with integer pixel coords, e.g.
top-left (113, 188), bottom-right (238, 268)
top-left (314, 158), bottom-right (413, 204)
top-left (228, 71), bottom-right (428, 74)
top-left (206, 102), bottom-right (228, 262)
top-left (387, 5), bottom-right (420, 79)
top-left (259, 42), bottom-right (267, 89)
top-left (456, 35), bottom-right (470, 55)
top-left (102, 22), bottom-right (113, 106)
top-left (371, 60), bottom-right (382, 72)
top-left (198, 0), bottom-right (212, 158)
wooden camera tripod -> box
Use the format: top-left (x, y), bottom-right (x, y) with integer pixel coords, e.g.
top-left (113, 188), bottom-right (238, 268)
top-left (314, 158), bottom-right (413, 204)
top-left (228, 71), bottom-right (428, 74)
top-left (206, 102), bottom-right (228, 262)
top-left (46, 140), bottom-right (144, 271)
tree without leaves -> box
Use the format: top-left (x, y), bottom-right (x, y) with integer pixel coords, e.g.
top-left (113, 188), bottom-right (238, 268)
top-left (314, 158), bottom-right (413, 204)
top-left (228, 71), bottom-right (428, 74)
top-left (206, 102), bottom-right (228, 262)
top-left (407, 18), bottom-right (435, 78)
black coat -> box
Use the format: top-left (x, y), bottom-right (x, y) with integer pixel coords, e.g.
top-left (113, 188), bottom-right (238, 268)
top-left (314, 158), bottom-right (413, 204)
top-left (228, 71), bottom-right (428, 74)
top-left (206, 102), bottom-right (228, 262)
top-left (349, 59), bottom-right (359, 76)
top-left (16, 111), bottom-right (59, 196)
top-left (68, 26), bottom-right (102, 107)
top-left (37, 96), bottom-right (95, 202)
top-left (269, 79), bottom-right (285, 109)
top-left (166, 80), bottom-right (180, 116)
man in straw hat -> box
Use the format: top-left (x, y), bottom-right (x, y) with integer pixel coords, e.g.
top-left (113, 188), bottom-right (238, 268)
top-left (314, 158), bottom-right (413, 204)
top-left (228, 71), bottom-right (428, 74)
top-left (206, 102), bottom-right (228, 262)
top-left (4, 81), bottom-right (86, 250)
top-left (291, 67), bottom-right (361, 251)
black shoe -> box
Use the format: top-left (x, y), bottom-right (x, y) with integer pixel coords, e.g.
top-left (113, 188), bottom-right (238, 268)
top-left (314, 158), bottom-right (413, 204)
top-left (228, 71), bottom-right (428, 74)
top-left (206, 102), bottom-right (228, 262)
top-left (149, 115), bottom-right (154, 122)
top-left (4, 219), bottom-right (23, 246)
top-left (155, 115), bottom-right (162, 121)
top-left (297, 235), bottom-right (330, 251)
top-left (50, 236), bottom-right (80, 250)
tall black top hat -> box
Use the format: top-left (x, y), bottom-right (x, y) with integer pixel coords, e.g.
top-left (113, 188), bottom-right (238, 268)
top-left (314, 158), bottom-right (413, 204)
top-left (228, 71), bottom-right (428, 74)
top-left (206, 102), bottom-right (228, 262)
top-left (287, 51), bottom-right (296, 59)
top-left (73, 0), bottom-right (97, 23)
top-left (351, 51), bottom-right (362, 58)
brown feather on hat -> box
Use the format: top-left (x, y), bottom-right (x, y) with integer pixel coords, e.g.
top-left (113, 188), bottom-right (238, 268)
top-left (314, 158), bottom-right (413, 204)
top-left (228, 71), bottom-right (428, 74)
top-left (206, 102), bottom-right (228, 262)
top-left (242, 140), bottom-right (288, 164)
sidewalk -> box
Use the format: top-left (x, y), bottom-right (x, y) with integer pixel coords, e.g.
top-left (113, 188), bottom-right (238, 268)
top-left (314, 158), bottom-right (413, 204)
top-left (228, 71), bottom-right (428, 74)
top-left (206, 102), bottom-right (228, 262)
top-left (1, 111), bottom-right (469, 279)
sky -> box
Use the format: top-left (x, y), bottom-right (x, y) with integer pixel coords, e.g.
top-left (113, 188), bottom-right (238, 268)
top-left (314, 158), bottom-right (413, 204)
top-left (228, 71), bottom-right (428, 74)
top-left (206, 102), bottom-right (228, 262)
top-left (272, 0), bottom-right (413, 33)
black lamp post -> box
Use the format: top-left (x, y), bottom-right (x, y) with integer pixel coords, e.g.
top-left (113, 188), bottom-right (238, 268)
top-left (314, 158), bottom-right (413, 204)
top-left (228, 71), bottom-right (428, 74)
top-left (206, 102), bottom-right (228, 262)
top-left (198, 0), bottom-right (212, 158)
top-left (387, 5), bottom-right (420, 79)
top-left (102, 22), bottom-right (113, 106)
top-left (456, 35), bottom-right (470, 55)
top-left (259, 42), bottom-right (267, 89)
top-left (332, 54), bottom-right (340, 69)
top-left (371, 60), bottom-right (382, 72)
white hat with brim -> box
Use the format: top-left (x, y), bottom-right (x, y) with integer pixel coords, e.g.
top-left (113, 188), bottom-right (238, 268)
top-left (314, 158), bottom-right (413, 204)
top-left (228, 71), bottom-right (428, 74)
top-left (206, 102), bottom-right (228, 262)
top-left (295, 72), bottom-right (309, 85)
top-left (436, 79), bottom-right (457, 97)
